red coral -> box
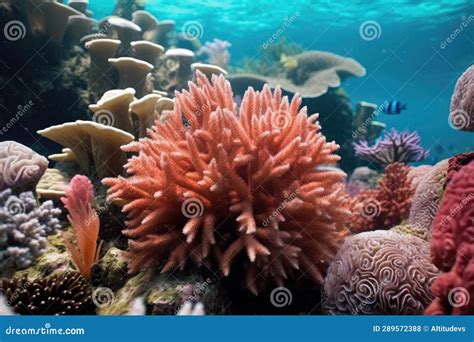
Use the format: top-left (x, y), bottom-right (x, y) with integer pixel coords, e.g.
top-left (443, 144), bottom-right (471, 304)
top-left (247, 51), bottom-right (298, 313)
top-left (61, 175), bottom-right (100, 279)
top-left (103, 71), bottom-right (350, 294)
top-left (426, 160), bottom-right (474, 315)
top-left (445, 151), bottom-right (474, 188)
top-left (350, 163), bottom-right (414, 233)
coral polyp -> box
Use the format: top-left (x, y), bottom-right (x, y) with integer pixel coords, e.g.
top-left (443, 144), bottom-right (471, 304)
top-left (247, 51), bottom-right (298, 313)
top-left (103, 71), bottom-right (350, 293)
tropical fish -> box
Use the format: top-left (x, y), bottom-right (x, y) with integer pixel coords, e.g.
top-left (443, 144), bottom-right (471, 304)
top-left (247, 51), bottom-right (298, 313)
top-left (382, 101), bottom-right (407, 114)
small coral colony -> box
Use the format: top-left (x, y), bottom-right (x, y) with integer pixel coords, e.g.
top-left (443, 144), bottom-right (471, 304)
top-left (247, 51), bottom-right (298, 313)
top-left (0, 0), bottom-right (473, 317)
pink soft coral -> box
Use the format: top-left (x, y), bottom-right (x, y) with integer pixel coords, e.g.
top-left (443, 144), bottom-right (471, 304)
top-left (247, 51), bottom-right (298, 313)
top-left (103, 71), bottom-right (350, 294)
top-left (61, 175), bottom-right (100, 279)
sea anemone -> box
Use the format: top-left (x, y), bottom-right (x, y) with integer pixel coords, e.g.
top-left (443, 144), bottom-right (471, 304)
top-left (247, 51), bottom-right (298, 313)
top-left (61, 175), bottom-right (101, 279)
top-left (350, 163), bottom-right (414, 233)
top-left (0, 272), bottom-right (95, 315)
top-left (323, 230), bottom-right (439, 315)
top-left (353, 129), bottom-right (429, 167)
top-left (103, 71), bottom-right (350, 294)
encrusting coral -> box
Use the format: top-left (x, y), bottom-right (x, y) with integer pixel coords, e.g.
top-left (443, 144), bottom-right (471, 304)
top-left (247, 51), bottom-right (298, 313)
top-left (350, 163), bottom-right (414, 233)
top-left (0, 141), bottom-right (48, 190)
top-left (353, 129), bottom-right (429, 167)
top-left (323, 230), bottom-right (439, 315)
top-left (0, 189), bottom-right (61, 276)
top-left (0, 272), bottom-right (95, 315)
top-left (425, 160), bottom-right (474, 315)
top-left (61, 175), bottom-right (101, 279)
top-left (103, 71), bottom-right (350, 294)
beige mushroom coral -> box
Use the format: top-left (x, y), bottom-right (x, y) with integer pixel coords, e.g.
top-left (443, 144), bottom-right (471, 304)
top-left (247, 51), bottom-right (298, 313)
top-left (101, 16), bottom-right (142, 51)
top-left (85, 38), bottom-right (121, 99)
top-left (129, 94), bottom-right (161, 138)
top-left (130, 41), bottom-right (165, 65)
top-left (89, 88), bottom-right (136, 133)
top-left (131, 10), bottom-right (160, 42)
top-left (353, 101), bottom-right (386, 141)
top-left (164, 48), bottom-right (195, 88)
top-left (42, 1), bottom-right (84, 45)
top-left (64, 15), bottom-right (97, 47)
top-left (37, 121), bottom-right (134, 179)
top-left (36, 168), bottom-right (71, 200)
top-left (48, 148), bottom-right (77, 162)
top-left (155, 20), bottom-right (175, 45)
top-left (191, 63), bottom-right (227, 79)
top-left (67, 0), bottom-right (89, 14)
top-left (108, 57), bottom-right (154, 98)
top-left (156, 97), bottom-right (175, 122)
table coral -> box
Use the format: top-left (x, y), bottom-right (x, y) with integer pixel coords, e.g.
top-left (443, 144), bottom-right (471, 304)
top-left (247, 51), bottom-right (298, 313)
top-left (103, 71), bottom-right (350, 294)
top-left (0, 141), bottom-right (48, 190)
top-left (353, 129), bottom-right (429, 167)
top-left (323, 230), bottom-right (439, 315)
top-left (350, 163), bottom-right (414, 232)
top-left (0, 189), bottom-right (61, 275)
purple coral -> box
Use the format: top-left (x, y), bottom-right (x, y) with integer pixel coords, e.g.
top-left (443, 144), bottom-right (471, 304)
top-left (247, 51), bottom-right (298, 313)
top-left (0, 189), bottom-right (61, 275)
top-left (450, 65), bottom-right (474, 132)
top-left (197, 38), bottom-right (231, 69)
top-left (353, 129), bottom-right (429, 167)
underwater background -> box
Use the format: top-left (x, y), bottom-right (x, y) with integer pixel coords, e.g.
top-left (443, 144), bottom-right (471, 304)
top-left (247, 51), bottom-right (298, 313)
top-left (91, 0), bottom-right (474, 162)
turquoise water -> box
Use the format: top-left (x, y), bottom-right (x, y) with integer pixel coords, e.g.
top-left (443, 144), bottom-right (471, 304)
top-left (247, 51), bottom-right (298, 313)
top-left (92, 0), bottom-right (474, 159)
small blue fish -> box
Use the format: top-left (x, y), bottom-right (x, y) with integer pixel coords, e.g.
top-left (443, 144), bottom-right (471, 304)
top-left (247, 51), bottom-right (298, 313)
top-left (382, 101), bottom-right (407, 115)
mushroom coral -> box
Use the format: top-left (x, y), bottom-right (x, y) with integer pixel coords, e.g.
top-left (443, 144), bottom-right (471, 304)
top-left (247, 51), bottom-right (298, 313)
top-left (350, 163), bottom-right (414, 233)
top-left (103, 71), bottom-right (350, 294)
top-left (61, 175), bottom-right (100, 279)
top-left (323, 230), bottom-right (439, 315)
top-left (426, 160), bottom-right (474, 315)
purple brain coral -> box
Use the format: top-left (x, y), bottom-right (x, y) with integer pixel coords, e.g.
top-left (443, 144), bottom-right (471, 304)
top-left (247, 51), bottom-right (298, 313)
top-left (323, 230), bottom-right (439, 315)
top-left (450, 65), bottom-right (474, 132)
top-left (0, 141), bottom-right (48, 190)
top-left (408, 159), bottom-right (448, 239)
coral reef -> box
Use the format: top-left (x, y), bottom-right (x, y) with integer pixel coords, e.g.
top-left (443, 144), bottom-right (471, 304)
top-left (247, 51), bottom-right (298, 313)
top-left (36, 168), bottom-right (71, 200)
top-left (61, 175), bottom-right (100, 279)
top-left (449, 65), bottom-right (474, 132)
top-left (0, 272), bottom-right (95, 315)
top-left (0, 141), bottom-right (48, 190)
top-left (103, 71), bottom-right (350, 294)
top-left (426, 160), bottom-right (474, 315)
top-left (408, 159), bottom-right (449, 239)
top-left (353, 129), bottom-right (429, 167)
top-left (352, 101), bottom-right (386, 142)
top-left (0, 189), bottom-right (61, 276)
top-left (445, 151), bottom-right (474, 187)
top-left (349, 166), bottom-right (380, 188)
top-left (350, 163), bottom-right (414, 232)
top-left (408, 165), bottom-right (433, 190)
top-left (390, 223), bottom-right (430, 242)
top-left (198, 38), bottom-right (231, 70)
top-left (323, 230), bottom-right (439, 315)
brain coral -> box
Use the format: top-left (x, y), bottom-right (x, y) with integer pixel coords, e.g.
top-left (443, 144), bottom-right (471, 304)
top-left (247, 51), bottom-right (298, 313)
top-left (431, 160), bottom-right (474, 272)
top-left (449, 65), bottom-right (474, 132)
top-left (0, 189), bottom-right (61, 275)
top-left (408, 165), bottom-right (433, 191)
top-left (323, 230), bottom-right (440, 315)
top-left (0, 141), bottom-right (48, 190)
top-left (103, 71), bottom-right (350, 294)
top-left (350, 163), bottom-right (414, 233)
top-left (408, 159), bottom-right (448, 239)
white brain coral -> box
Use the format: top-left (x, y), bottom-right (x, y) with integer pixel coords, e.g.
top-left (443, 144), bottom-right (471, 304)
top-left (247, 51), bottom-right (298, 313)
top-left (323, 230), bottom-right (439, 315)
top-left (0, 141), bottom-right (48, 190)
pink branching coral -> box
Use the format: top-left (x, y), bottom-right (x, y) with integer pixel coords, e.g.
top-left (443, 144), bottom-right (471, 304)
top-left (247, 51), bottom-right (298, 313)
top-left (350, 163), bottom-right (415, 233)
top-left (426, 160), bottom-right (474, 315)
top-left (103, 71), bottom-right (350, 294)
top-left (61, 175), bottom-right (100, 279)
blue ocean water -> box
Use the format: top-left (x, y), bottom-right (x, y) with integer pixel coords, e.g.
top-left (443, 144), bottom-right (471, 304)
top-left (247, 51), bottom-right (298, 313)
top-left (91, 0), bottom-right (474, 160)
